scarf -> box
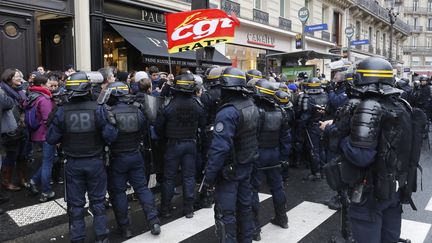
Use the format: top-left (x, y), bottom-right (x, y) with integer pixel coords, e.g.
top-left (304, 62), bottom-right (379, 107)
top-left (28, 86), bottom-right (52, 98)
top-left (0, 81), bottom-right (27, 104)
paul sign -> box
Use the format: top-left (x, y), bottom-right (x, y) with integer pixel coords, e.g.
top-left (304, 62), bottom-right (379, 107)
top-left (166, 9), bottom-right (240, 54)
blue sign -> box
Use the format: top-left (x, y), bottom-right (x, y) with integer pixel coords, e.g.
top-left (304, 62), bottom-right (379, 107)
top-left (304, 24), bottom-right (328, 32)
top-left (351, 39), bottom-right (370, 46)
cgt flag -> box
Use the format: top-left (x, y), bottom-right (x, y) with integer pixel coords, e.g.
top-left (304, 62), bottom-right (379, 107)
top-left (165, 9), bottom-right (240, 54)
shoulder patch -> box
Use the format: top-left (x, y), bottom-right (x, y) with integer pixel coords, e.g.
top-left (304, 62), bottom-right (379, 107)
top-left (215, 122), bottom-right (224, 133)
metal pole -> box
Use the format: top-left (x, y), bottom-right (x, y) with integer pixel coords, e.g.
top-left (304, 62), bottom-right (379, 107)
top-left (302, 23), bottom-right (306, 50)
top-left (389, 22), bottom-right (394, 61)
top-left (347, 37), bottom-right (351, 62)
top-left (192, 0), bottom-right (210, 74)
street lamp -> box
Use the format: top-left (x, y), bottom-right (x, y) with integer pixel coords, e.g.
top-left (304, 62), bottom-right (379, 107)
top-left (386, 0), bottom-right (400, 63)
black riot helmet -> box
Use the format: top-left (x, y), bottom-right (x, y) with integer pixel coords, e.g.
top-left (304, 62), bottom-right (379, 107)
top-left (278, 82), bottom-right (289, 92)
top-left (297, 72), bottom-right (308, 81)
top-left (246, 69), bottom-right (263, 82)
top-left (172, 73), bottom-right (196, 93)
top-left (274, 90), bottom-right (290, 106)
top-left (65, 72), bottom-right (91, 97)
top-left (255, 79), bottom-right (277, 102)
top-left (395, 78), bottom-right (409, 88)
top-left (419, 74), bottom-right (429, 82)
top-left (107, 81), bottom-right (130, 97)
top-left (204, 66), bottom-right (223, 87)
top-left (354, 57), bottom-right (394, 86)
top-left (306, 77), bottom-right (321, 88)
top-left (220, 67), bottom-right (249, 93)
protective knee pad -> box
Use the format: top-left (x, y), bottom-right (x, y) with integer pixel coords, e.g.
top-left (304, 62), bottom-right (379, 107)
top-left (90, 200), bottom-right (106, 216)
top-left (68, 206), bottom-right (86, 221)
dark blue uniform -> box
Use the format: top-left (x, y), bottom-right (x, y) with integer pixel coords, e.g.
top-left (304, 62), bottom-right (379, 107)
top-left (204, 97), bottom-right (259, 243)
top-left (108, 102), bottom-right (159, 230)
top-left (155, 93), bottom-right (206, 216)
top-left (328, 86), bottom-right (348, 117)
top-left (251, 101), bottom-right (291, 236)
top-left (299, 89), bottom-right (328, 177)
top-left (46, 98), bottom-right (117, 242)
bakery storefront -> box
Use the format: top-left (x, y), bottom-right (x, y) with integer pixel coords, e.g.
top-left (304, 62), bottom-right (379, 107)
top-left (90, 0), bottom-right (231, 73)
top-left (225, 24), bottom-right (294, 75)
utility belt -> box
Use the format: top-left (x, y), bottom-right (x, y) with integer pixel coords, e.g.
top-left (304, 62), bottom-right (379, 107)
top-left (166, 138), bottom-right (196, 144)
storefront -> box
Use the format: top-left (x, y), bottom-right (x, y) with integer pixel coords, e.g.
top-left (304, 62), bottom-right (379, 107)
top-left (89, 0), bottom-right (231, 73)
top-left (0, 0), bottom-right (74, 75)
top-left (225, 24), bottom-right (294, 75)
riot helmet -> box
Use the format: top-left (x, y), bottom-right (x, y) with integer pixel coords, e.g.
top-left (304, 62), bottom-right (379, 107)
top-left (354, 57), bottom-right (394, 86)
top-left (172, 73), bottom-right (196, 93)
top-left (205, 66), bottom-right (223, 87)
top-left (395, 78), bottom-right (409, 89)
top-left (65, 72), bottom-right (91, 97)
top-left (220, 67), bottom-right (249, 93)
top-left (419, 75), bottom-right (429, 86)
top-left (279, 73), bottom-right (288, 83)
top-left (255, 79), bottom-right (277, 102)
top-left (297, 72), bottom-right (308, 81)
top-left (193, 74), bottom-right (204, 92)
top-left (274, 90), bottom-right (290, 106)
top-left (246, 69), bottom-right (263, 82)
top-left (107, 81), bottom-right (130, 97)
top-left (278, 82), bottom-right (289, 92)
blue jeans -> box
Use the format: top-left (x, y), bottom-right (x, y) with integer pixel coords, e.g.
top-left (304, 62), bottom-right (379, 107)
top-left (31, 142), bottom-right (55, 193)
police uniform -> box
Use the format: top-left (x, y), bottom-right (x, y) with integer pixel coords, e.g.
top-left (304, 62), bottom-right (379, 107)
top-left (46, 72), bottom-right (117, 243)
top-left (204, 67), bottom-right (260, 243)
top-left (251, 80), bottom-right (291, 240)
top-left (337, 57), bottom-right (425, 243)
top-left (105, 82), bottom-right (160, 237)
top-left (299, 78), bottom-right (329, 179)
top-left (155, 73), bottom-right (206, 218)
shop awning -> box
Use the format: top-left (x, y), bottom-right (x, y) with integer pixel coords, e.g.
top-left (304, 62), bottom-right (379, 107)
top-left (109, 22), bottom-right (231, 66)
top-left (266, 50), bottom-right (341, 60)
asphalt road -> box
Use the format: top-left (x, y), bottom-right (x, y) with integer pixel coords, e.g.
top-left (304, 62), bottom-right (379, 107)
top-left (1, 138), bottom-right (431, 243)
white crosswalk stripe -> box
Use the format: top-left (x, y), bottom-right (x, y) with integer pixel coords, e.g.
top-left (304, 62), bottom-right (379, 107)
top-left (425, 196), bottom-right (432, 212)
top-left (400, 219), bottom-right (431, 243)
top-left (124, 193), bottom-right (272, 243)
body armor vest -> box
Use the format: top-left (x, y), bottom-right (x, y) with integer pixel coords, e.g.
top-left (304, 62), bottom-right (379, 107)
top-left (110, 103), bottom-right (141, 153)
top-left (258, 106), bottom-right (283, 148)
top-left (62, 101), bottom-right (104, 157)
top-left (220, 97), bottom-right (259, 164)
top-left (165, 96), bottom-right (200, 139)
top-left (308, 92), bottom-right (329, 121)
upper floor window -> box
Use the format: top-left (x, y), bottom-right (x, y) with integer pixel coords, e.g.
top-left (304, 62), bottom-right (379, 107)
top-left (255, 0), bottom-right (262, 9)
top-left (413, 0), bottom-right (419, 11)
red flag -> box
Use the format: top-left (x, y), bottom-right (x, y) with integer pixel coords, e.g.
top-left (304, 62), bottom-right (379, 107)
top-left (165, 9), bottom-right (240, 54)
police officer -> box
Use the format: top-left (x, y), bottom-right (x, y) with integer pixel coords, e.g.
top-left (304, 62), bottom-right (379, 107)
top-left (251, 79), bottom-right (291, 241)
top-left (299, 77), bottom-right (329, 180)
top-left (327, 72), bottom-right (349, 118)
top-left (46, 72), bottom-right (117, 243)
top-left (203, 67), bottom-right (260, 243)
top-left (274, 90), bottom-right (295, 181)
top-left (395, 78), bottom-right (412, 101)
top-left (322, 57), bottom-right (423, 243)
top-left (104, 82), bottom-right (161, 238)
top-left (155, 73), bottom-right (206, 218)
top-left (410, 74), bottom-right (431, 119)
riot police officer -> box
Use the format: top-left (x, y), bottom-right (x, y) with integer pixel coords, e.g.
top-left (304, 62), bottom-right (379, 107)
top-left (104, 82), bottom-right (161, 238)
top-left (251, 79), bottom-right (291, 241)
top-left (46, 72), bottom-right (117, 243)
top-left (155, 73), bottom-right (206, 218)
top-left (323, 57), bottom-right (425, 243)
top-left (327, 72), bottom-right (348, 118)
top-left (299, 77), bottom-right (329, 180)
top-left (410, 74), bottom-right (431, 119)
top-left (203, 67), bottom-right (260, 243)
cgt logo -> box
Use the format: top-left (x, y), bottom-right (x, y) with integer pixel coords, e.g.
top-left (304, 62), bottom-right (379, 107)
top-left (166, 9), bottom-right (239, 54)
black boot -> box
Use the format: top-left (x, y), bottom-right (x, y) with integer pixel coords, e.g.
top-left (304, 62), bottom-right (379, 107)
top-left (271, 205), bottom-right (288, 229)
top-left (326, 195), bottom-right (342, 210)
top-left (0, 191), bottom-right (9, 205)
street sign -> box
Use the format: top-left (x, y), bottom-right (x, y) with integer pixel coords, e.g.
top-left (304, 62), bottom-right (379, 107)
top-left (351, 39), bottom-right (369, 46)
top-left (345, 26), bottom-right (354, 39)
top-left (403, 68), bottom-right (411, 72)
top-left (298, 7), bottom-right (309, 23)
top-left (305, 24), bottom-right (328, 32)
top-left (295, 34), bottom-right (302, 49)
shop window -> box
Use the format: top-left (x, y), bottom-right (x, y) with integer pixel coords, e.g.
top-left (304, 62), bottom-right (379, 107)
top-left (225, 44), bottom-right (266, 73)
top-left (103, 31), bottom-right (128, 71)
top-left (426, 57), bottom-right (432, 66)
top-left (412, 56), bottom-right (420, 66)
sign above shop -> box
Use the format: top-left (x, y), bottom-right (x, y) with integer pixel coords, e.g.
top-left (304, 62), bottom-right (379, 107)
top-left (305, 24), bottom-right (328, 32)
top-left (351, 39), bottom-right (369, 46)
top-left (165, 9), bottom-right (240, 53)
top-left (104, 1), bottom-right (167, 28)
top-left (247, 33), bottom-right (275, 47)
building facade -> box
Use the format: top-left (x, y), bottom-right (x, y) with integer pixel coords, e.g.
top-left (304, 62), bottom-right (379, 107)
top-left (403, 0), bottom-right (432, 76)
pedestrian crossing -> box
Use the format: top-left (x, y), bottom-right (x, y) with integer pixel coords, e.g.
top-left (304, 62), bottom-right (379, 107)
top-left (3, 190), bottom-right (432, 242)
